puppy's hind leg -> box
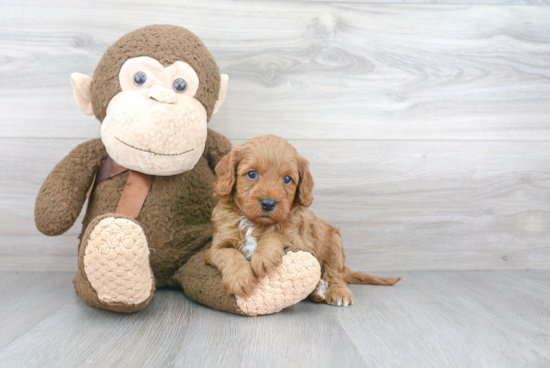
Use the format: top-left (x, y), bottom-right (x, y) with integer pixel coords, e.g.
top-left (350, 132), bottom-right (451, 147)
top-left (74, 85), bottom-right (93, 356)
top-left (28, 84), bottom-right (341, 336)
top-left (324, 275), bottom-right (355, 307)
top-left (317, 228), bottom-right (355, 306)
top-left (322, 268), bottom-right (401, 307)
top-left (324, 266), bottom-right (402, 306)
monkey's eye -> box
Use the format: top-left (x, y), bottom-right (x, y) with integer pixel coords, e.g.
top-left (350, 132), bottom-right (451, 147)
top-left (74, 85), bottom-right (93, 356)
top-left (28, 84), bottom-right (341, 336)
top-left (133, 71), bottom-right (147, 87)
top-left (283, 176), bottom-right (292, 184)
top-left (247, 171), bottom-right (258, 180)
top-left (173, 78), bottom-right (187, 93)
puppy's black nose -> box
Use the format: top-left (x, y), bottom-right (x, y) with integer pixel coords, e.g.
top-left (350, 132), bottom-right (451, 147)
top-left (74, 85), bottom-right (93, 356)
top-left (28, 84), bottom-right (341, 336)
top-left (260, 198), bottom-right (277, 212)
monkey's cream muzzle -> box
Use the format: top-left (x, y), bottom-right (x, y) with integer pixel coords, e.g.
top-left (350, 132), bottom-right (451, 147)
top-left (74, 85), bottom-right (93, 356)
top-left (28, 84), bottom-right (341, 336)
top-left (148, 85), bottom-right (177, 104)
top-left (101, 86), bottom-right (208, 176)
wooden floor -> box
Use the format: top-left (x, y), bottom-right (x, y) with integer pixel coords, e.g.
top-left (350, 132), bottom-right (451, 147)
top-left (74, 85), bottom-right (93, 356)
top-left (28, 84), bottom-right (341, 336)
top-left (0, 270), bottom-right (548, 367)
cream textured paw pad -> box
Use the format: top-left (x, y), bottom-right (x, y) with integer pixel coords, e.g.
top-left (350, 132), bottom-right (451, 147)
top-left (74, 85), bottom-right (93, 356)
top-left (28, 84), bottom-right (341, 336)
top-left (84, 217), bottom-right (153, 305)
top-left (236, 251), bottom-right (321, 316)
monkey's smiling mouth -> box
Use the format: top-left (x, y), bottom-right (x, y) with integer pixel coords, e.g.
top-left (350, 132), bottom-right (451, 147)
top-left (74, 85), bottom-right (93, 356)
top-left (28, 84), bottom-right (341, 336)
top-left (115, 137), bottom-right (194, 156)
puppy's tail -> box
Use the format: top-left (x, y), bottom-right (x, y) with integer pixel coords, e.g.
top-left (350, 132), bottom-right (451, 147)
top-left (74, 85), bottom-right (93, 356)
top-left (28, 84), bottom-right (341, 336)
top-left (344, 267), bottom-right (401, 285)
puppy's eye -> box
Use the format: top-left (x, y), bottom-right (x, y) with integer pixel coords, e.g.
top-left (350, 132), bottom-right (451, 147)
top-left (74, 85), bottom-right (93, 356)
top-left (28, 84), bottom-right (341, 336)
top-left (173, 78), bottom-right (187, 93)
top-left (133, 71), bottom-right (147, 87)
top-left (247, 171), bottom-right (258, 180)
top-left (283, 176), bottom-right (292, 184)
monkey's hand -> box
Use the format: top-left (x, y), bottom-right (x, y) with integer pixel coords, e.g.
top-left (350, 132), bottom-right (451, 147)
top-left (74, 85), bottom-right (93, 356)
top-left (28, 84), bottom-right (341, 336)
top-left (35, 138), bottom-right (107, 236)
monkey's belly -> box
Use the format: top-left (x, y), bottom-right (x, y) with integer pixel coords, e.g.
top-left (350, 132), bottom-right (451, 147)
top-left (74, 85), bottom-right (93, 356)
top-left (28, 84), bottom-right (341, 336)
top-left (80, 157), bottom-right (218, 287)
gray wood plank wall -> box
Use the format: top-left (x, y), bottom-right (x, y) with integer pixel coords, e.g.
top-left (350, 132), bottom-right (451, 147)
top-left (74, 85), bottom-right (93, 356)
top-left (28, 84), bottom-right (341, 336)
top-left (1, 0), bottom-right (549, 272)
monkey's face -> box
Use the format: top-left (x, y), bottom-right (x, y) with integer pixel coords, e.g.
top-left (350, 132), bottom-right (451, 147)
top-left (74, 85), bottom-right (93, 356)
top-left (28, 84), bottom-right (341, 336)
top-left (100, 57), bottom-right (207, 176)
top-left (71, 25), bottom-right (228, 176)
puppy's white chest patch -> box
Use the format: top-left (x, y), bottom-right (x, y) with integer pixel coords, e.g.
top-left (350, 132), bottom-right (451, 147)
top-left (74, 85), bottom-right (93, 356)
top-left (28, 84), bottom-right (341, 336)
top-left (238, 216), bottom-right (257, 260)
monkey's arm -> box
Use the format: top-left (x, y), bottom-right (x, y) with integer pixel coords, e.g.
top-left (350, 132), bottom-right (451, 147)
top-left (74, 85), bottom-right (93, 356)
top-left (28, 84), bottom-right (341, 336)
top-left (203, 128), bottom-right (232, 171)
top-left (35, 138), bottom-right (108, 236)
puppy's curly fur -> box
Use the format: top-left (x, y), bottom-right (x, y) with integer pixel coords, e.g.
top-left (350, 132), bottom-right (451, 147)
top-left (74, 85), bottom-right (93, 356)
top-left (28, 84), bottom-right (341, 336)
top-left (205, 135), bottom-right (400, 306)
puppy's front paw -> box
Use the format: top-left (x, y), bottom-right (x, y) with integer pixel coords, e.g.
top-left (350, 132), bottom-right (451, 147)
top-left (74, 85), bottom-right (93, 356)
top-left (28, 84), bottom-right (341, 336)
top-left (251, 248), bottom-right (284, 278)
top-left (325, 285), bottom-right (354, 307)
top-left (222, 264), bottom-right (258, 298)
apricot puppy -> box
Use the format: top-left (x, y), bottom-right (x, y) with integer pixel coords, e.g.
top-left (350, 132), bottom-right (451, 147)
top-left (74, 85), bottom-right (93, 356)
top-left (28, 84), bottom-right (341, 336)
top-left (205, 135), bottom-right (400, 306)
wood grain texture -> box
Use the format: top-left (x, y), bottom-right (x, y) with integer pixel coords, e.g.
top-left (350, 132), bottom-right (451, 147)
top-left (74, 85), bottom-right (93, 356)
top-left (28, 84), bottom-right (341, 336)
top-left (4, 138), bottom-right (550, 272)
top-left (0, 1), bottom-right (549, 140)
top-left (302, 0), bottom-right (550, 4)
top-left (172, 298), bottom-right (366, 367)
top-left (2, 1), bottom-right (550, 272)
top-left (0, 272), bottom-right (75, 349)
top-left (0, 271), bottom-right (548, 367)
top-left (290, 139), bottom-right (550, 272)
top-left (2, 2), bottom-right (549, 365)
top-left (0, 273), bottom-right (366, 368)
top-left (0, 287), bottom-right (195, 367)
top-left (338, 270), bottom-right (550, 367)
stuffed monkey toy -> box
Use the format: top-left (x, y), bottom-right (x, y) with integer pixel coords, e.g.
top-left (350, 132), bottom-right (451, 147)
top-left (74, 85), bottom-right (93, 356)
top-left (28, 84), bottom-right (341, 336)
top-left (34, 25), bottom-right (321, 316)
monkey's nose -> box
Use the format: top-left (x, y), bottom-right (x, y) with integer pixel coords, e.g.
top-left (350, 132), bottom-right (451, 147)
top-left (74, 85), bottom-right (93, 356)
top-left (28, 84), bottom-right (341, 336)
top-left (260, 198), bottom-right (277, 213)
top-left (148, 85), bottom-right (176, 104)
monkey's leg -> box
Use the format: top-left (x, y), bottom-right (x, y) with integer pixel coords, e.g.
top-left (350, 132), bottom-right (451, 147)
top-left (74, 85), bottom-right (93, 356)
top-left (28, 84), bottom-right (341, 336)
top-left (73, 213), bottom-right (155, 313)
top-left (176, 248), bottom-right (321, 316)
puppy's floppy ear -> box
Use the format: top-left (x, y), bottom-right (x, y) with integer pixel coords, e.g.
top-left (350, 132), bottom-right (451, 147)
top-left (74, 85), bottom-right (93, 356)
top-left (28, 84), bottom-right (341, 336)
top-left (214, 145), bottom-right (241, 204)
top-left (295, 153), bottom-right (314, 207)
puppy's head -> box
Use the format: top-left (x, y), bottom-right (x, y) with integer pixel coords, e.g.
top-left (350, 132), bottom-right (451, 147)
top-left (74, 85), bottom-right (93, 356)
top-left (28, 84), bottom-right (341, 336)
top-left (214, 135), bottom-right (314, 226)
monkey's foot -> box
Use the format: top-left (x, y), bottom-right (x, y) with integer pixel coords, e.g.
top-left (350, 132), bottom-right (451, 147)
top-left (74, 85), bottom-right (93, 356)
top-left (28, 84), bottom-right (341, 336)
top-left (235, 251), bottom-right (320, 316)
top-left (73, 213), bottom-right (155, 313)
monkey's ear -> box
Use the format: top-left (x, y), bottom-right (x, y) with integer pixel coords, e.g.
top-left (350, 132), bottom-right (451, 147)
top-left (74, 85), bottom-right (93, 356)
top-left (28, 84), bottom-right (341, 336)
top-left (212, 74), bottom-right (229, 115)
top-left (70, 72), bottom-right (94, 116)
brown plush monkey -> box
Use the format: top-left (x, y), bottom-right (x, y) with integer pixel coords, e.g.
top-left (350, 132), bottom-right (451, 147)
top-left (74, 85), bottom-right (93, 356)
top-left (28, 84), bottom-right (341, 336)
top-left (35, 25), bottom-right (321, 316)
